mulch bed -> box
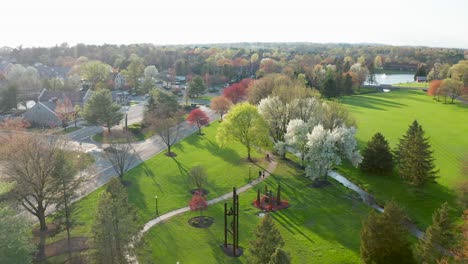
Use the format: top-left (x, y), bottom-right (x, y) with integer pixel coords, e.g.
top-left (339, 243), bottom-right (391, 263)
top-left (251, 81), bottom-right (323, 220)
top-left (35, 237), bottom-right (89, 261)
top-left (121, 180), bottom-right (133, 187)
top-left (188, 216), bottom-right (214, 228)
top-left (220, 244), bottom-right (244, 257)
top-left (308, 179), bottom-right (332, 188)
top-left (252, 197), bottom-right (290, 211)
top-left (189, 188), bottom-right (209, 196)
top-left (165, 152), bottom-right (177, 157)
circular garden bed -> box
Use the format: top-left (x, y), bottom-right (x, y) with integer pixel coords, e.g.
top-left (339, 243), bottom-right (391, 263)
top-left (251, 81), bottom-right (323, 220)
top-left (188, 216), bottom-right (214, 228)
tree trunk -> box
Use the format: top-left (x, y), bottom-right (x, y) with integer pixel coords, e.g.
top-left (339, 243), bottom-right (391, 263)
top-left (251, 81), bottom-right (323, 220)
top-left (247, 146), bottom-right (251, 161)
top-left (38, 210), bottom-right (48, 231)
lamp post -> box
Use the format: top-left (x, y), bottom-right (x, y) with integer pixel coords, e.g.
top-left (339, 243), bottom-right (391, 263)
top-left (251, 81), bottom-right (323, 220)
top-left (155, 195), bottom-right (159, 216)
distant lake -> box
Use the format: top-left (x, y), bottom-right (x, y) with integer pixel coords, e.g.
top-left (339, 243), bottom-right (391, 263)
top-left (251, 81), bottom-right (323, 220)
top-left (367, 73), bottom-right (414, 85)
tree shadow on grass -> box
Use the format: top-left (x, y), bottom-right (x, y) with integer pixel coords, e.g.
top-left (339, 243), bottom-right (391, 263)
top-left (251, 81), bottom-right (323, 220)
top-left (185, 135), bottom-right (242, 166)
top-left (342, 94), bottom-right (407, 111)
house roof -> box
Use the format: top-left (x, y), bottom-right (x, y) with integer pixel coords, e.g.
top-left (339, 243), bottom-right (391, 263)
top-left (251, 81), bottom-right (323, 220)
top-left (34, 63), bottom-right (70, 79)
top-left (38, 89), bottom-right (88, 103)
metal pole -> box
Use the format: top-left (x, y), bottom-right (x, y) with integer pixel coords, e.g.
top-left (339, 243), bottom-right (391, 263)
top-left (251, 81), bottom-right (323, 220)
top-left (236, 194), bottom-right (239, 250)
top-left (233, 187), bottom-right (237, 256)
top-left (155, 196), bottom-right (158, 216)
top-left (224, 203), bottom-right (227, 247)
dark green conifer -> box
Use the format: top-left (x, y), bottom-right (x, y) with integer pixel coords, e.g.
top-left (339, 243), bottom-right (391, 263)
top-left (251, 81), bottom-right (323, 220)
top-left (396, 120), bottom-right (438, 187)
top-left (360, 132), bottom-right (393, 174)
top-left (249, 214), bottom-right (284, 264)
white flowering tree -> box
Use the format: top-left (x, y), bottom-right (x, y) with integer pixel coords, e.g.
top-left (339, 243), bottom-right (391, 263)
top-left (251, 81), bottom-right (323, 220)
top-left (258, 96), bottom-right (290, 143)
top-left (304, 125), bottom-right (362, 181)
top-left (285, 119), bottom-right (309, 167)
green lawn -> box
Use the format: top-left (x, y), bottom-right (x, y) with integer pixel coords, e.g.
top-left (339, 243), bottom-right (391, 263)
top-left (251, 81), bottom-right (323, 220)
top-left (136, 160), bottom-right (369, 264)
top-left (125, 121), bottom-right (269, 224)
top-left (340, 89), bottom-right (468, 227)
top-left (42, 121), bottom-right (371, 263)
top-left (43, 122), bottom-right (269, 249)
top-left (393, 82), bottom-right (428, 88)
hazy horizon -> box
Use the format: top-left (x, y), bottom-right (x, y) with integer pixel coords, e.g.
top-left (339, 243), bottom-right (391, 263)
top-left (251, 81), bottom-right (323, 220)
top-left (2, 0), bottom-right (467, 49)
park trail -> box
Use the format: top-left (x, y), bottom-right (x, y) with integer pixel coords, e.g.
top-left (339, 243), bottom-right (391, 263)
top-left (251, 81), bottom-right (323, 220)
top-left (127, 153), bottom-right (278, 264)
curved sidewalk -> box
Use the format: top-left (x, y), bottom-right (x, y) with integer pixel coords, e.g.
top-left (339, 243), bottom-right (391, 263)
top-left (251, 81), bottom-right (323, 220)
top-left (142, 155), bottom-right (278, 233)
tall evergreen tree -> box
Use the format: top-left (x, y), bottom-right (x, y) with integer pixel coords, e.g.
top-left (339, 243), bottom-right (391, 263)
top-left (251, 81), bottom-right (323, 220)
top-left (82, 89), bottom-right (123, 134)
top-left (396, 120), bottom-right (438, 187)
top-left (188, 75), bottom-right (206, 98)
top-left (360, 132), bottom-right (393, 174)
top-left (0, 84), bottom-right (18, 112)
top-left (416, 202), bottom-right (455, 263)
top-left (93, 178), bottom-right (139, 264)
top-left (0, 206), bottom-right (35, 264)
top-left (249, 214), bottom-right (285, 264)
top-left (343, 73), bottom-right (353, 95)
top-left (321, 71), bottom-right (339, 98)
top-left (360, 201), bottom-right (415, 264)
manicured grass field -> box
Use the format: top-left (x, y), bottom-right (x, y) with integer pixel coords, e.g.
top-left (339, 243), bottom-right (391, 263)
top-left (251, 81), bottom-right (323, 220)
top-left (340, 89), bottom-right (468, 227)
top-left (393, 82), bottom-right (428, 88)
top-left (45, 122), bottom-right (269, 245)
top-left (44, 121), bottom-right (370, 263)
top-left (124, 121), bottom-right (269, 224)
top-left (136, 160), bottom-right (369, 264)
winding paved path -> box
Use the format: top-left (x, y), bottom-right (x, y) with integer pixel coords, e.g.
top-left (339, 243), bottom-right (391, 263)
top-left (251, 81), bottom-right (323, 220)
top-left (127, 154), bottom-right (278, 263)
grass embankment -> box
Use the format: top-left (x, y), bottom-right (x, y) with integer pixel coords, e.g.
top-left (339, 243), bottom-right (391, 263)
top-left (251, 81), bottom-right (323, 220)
top-left (340, 89), bottom-right (468, 227)
top-left (136, 160), bottom-right (369, 264)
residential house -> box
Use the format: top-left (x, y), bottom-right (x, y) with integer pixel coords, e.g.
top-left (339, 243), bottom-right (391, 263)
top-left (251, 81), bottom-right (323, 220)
top-left (23, 88), bottom-right (92, 127)
top-left (33, 63), bottom-right (70, 79)
top-left (113, 72), bottom-right (126, 90)
top-left (0, 61), bottom-right (14, 78)
top-left (416, 76), bottom-right (427, 82)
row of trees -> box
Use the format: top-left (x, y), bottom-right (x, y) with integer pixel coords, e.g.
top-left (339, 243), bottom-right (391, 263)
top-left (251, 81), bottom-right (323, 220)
top-left (4, 43), bottom-right (464, 78)
top-left (360, 121), bottom-right (438, 188)
top-left (361, 201), bottom-right (461, 264)
top-left (427, 60), bottom-right (468, 103)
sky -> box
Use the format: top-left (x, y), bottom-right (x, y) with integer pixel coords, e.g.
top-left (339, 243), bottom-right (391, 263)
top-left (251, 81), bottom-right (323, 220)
top-left (1, 0), bottom-right (467, 49)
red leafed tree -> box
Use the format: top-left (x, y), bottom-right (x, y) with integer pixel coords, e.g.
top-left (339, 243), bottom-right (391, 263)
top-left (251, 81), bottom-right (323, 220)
top-left (189, 191), bottom-right (208, 216)
top-left (186, 108), bottom-right (209, 134)
top-left (223, 83), bottom-right (246, 104)
top-left (239, 78), bottom-right (254, 89)
top-left (428, 80), bottom-right (442, 99)
top-left (211, 96), bottom-right (232, 120)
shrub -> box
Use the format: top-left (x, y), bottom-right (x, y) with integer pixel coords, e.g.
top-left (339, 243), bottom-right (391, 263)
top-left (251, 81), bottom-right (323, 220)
top-left (128, 123), bottom-right (141, 134)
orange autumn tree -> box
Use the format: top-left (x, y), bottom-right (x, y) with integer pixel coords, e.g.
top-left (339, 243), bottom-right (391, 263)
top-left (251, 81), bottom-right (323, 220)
top-left (211, 96), bottom-right (232, 120)
top-left (428, 80), bottom-right (442, 100)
